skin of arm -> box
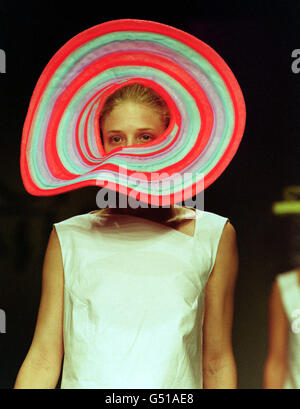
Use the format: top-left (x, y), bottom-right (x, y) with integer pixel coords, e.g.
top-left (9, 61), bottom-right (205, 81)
top-left (262, 279), bottom-right (288, 388)
top-left (14, 227), bottom-right (64, 389)
top-left (202, 221), bottom-right (239, 389)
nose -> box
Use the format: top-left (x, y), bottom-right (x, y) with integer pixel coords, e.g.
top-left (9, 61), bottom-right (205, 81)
top-left (126, 135), bottom-right (135, 146)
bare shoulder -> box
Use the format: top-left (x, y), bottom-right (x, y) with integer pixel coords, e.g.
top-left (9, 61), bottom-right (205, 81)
top-left (269, 277), bottom-right (284, 309)
top-left (48, 225), bottom-right (61, 251)
top-left (42, 226), bottom-right (64, 285)
top-left (221, 221), bottom-right (237, 241)
top-left (208, 221), bottom-right (238, 288)
top-left (270, 277), bottom-right (280, 295)
top-left (216, 221), bottom-right (238, 260)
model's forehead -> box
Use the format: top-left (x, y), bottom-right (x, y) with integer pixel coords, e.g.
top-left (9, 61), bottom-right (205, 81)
top-left (108, 101), bottom-right (156, 116)
top-left (102, 102), bottom-right (163, 129)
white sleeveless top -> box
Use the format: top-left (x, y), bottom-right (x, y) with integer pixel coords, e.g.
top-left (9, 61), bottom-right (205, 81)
top-left (53, 208), bottom-right (228, 389)
top-left (277, 270), bottom-right (300, 389)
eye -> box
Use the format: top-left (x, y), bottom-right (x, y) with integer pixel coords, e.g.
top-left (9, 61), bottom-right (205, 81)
top-left (110, 136), bottom-right (123, 144)
top-left (139, 134), bottom-right (154, 142)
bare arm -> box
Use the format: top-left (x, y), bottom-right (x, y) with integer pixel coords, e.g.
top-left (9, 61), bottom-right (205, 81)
top-left (262, 279), bottom-right (288, 388)
top-left (14, 227), bottom-right (64, 389)
top-left (202, 222), bottom-right (239, 389)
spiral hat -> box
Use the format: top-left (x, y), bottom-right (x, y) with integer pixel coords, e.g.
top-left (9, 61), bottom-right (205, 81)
top-left (20, 19), bottom-right (246, 206)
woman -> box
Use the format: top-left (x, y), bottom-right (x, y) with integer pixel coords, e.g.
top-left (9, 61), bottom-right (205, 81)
top-left (14, 82), bottom-right (239, 389)
top-left (263, 267), bottom-right (300, 388)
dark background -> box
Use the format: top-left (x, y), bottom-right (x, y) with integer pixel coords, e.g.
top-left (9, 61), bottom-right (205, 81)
top-left (0, 0), bottom-right (299, 389)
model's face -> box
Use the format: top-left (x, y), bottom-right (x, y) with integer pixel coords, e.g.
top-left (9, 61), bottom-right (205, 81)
top-left (101, 101), bottom-right (166, 153)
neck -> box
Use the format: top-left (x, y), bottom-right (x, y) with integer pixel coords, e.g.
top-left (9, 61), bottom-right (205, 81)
top-left (113, 204), bottom-right (175, 220)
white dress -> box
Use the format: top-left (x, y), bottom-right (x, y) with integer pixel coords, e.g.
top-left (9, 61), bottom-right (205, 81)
top-left (53, 208), bottom-right (228, 389)
top-left (277, 270), bottom-right (300, 388)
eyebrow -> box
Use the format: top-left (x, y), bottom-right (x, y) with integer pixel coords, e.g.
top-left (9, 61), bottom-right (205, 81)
top-left (107, 128), bottom-right (155, 133)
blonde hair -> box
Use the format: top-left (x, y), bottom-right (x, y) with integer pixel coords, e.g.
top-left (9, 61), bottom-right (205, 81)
top-left (99, 83), bottom-right (170, 131)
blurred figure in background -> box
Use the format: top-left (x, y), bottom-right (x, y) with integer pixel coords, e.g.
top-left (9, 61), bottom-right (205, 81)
top-left (263, 267), bottom-right (300, 388)
top-left (263, 186), bottom-right (300, 388)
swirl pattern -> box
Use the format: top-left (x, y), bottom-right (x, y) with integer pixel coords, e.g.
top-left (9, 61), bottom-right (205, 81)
top-left (20, 19), bottom-right (246, 206)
